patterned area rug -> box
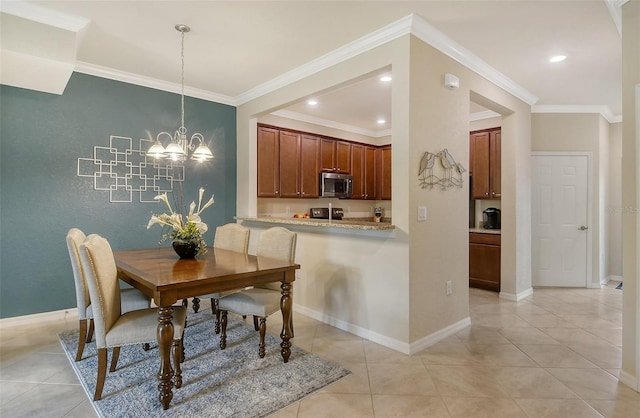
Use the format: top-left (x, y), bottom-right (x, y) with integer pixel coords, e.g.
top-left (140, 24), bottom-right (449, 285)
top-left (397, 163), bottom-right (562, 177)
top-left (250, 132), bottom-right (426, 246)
top-left (59, 307), bottom-right (350, 418)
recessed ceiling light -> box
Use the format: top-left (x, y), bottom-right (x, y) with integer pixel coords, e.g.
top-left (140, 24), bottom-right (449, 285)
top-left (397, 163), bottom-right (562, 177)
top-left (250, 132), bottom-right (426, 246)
top-left (377, 118), bottom-right (386, 124)
top-left (379, 75), bottom-right (392, 82)
top-left (307, 99), bottom-right (318, 106)
top-left (549, 55), bottom-right (567, 63)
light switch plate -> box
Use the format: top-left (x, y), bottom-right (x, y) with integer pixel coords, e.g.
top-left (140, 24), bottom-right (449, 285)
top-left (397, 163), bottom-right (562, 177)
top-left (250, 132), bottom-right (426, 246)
top-left (418, 206), bottom-right (427, 221)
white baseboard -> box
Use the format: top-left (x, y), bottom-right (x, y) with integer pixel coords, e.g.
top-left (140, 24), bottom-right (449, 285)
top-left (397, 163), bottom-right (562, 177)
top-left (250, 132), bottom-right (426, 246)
top-left (294, 303), bottom-right (471, 355)
top-left (619, 369), bottom-right (639, 392)
top-left (499, 287), bottom-right (533, 301)
top-left (0, 308), bottom-right (77, 328)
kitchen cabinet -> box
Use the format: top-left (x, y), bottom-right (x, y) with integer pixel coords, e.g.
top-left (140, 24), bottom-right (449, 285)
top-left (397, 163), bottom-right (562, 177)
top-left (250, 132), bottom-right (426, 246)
top-left (351, 144), bottom-right (377, 200)
top-left (470, 128), bottom-right (501, 199)
top-left (469, 232), bottom-right (501, 292)
top-left (320, 139), bottom-right (351, 173)
top-left (279, 133), bottom-right (320, 198)
top-left (376, 145), bottom-right (392, 200)
top-left (257, 127), bottom-right (280, 197)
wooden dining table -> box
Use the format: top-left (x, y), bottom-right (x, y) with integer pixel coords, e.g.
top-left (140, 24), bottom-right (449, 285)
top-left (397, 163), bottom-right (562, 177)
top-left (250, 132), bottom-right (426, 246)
top-left (113, 246), bottom-right (300, 410)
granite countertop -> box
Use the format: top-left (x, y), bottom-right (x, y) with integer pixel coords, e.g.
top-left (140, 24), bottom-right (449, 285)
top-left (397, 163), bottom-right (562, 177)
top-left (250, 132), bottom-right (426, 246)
top-left (235, 216), bottom-right (395, 231)
top-left (469, 227), bottom-right (501, 235)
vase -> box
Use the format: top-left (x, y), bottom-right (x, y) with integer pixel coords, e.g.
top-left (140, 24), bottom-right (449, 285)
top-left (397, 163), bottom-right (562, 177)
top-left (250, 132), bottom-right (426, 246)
top-left (172, 238), bottom-right (198, 259)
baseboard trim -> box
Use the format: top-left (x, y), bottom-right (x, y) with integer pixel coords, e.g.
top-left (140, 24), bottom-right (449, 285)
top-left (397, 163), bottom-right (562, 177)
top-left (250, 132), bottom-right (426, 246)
top-left (619, 370), bottom-right (639, 392)
top-left (0, 308), bottom-right (77, 327)
top-left (407, 317), bottom-right (472, 355)
top-left (294, 303), bottom-right (471, 355)
top-left (499, 288), bottom-right (534, 301)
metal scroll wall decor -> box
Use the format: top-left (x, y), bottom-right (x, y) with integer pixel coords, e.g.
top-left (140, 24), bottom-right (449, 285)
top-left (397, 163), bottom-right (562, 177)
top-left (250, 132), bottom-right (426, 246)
top-left (77, 135), bottom-right (185, 203)
top-left (418, 148), bottom-right (466, 190)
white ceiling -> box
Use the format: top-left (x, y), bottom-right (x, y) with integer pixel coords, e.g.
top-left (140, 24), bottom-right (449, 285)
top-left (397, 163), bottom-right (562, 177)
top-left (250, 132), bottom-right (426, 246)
top-left (0, 1), bottom-right (623, 134)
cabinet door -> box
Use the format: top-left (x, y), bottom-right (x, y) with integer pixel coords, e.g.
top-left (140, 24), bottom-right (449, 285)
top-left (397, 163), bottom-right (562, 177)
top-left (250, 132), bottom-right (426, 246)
top-left (379, 146), bottom-right (392, 200)
top-left (490, 130), bottom-right (501, 198)
top-left (335, 141), bottom-right (351, 173)
top-left (320, 138), bottom-right (336, 172)
top-left (257, 127), bottom-right (279, 197)
top-left (279, 131), bottom-right (300, 198)
top-left (364, 146), bottom-right (377, 199)
top-left (300, 135), bottom-right (320, 198)
top-left (469, 240), bottom-right (501, 292)
top-left (351, 144), bottom-right (365, 199)
top-left (471, 131), bottom-right (491, 199)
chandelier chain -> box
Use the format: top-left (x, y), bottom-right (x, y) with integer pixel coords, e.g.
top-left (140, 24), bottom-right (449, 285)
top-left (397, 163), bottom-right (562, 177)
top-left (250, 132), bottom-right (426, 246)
top-left (180, 27), bottom-right (186, 133)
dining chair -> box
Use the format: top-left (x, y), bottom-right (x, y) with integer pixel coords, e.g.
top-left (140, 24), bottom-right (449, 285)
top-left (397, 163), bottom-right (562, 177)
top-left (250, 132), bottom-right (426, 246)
top-left (79, 234), bottom-right (187, 401)
top-left (191, 223), bottom-right (250, 333)
top-left (218, 226), bottom-right (297, 358)
top-left (66, 228), bottom-right (151, 362)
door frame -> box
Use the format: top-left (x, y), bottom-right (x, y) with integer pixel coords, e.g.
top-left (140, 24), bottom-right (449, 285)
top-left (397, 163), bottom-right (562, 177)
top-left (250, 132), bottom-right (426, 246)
top-left (531, 151), bottom-right (594, 288)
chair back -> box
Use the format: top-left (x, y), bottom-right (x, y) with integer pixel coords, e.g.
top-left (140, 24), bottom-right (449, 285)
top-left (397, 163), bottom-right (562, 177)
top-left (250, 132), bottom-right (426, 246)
top-left (256, 227), bottom-right (297, 291)
top-left (78, 234), bottom-right (122, 349)
top-left (66, 228), bottom-right (91, 320)
top-left (213, 223), bottom-right (250, 253)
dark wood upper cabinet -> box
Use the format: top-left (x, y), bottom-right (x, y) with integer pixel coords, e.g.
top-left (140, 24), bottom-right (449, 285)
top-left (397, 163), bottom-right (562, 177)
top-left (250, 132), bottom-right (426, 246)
top-left (470, 128), bottom-right (501, 199)
top-left (377, 145), bottom-right (392, 200)
top-left (320, 139), bottom-right (351, 173)
top-left (257, 124), bottom-right (390, 200)
top-left (257, 127), bottom-right (280, 197)
top-left (278, 130), bottom-right (301, 198)
top-left (299, 135), bottom-right (320, 198)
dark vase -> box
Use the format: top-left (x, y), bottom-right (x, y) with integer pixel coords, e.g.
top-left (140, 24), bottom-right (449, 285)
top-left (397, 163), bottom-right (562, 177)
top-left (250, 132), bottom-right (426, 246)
top-left (172, 238), bottom-right (198, 259)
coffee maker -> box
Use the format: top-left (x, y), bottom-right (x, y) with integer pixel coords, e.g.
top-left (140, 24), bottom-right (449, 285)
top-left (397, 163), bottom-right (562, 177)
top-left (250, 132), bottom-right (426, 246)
top-left (483, 207), bottom-right (501, 229)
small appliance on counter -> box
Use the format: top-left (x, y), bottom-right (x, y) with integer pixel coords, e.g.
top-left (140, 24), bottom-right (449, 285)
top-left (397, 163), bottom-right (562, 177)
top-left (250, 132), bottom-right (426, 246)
top-left (482, 207), bottom-right (501, 229)
top-left (310, 207), bottom-right (344, 220)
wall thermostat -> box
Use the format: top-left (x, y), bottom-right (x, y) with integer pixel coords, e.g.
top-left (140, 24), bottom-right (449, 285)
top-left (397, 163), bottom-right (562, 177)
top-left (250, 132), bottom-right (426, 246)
top-left (444, 73), bottom-right (459, 90)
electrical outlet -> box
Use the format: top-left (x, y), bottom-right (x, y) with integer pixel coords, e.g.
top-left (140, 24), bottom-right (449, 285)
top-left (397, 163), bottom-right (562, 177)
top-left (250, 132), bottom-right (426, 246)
top-left (446, 281), bottom-right (453, 295)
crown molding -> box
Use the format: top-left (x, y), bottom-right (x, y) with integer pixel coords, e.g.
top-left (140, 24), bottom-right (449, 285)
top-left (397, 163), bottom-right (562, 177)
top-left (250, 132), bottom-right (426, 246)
top-left (532, 105), bottom-right (622, 123)
top-left (605, 0), bottom-right (628, 37)
top-left (409, 16), bottom-right (538, 106)
top-left (234, 14), bottom-right (413, 106)
top-left (470, 110), bottom-right (502, 122)
top-left (74, 61), bottom-right (236, 106)
top-left (271, 110), bottom-right (391, 138)
top-left (0, 1), bottom-right (89, 32)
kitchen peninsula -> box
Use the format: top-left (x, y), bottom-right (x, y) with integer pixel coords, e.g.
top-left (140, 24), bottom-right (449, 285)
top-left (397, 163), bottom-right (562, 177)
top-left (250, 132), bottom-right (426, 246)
top-left (235, 216), bottom-right (395, 231)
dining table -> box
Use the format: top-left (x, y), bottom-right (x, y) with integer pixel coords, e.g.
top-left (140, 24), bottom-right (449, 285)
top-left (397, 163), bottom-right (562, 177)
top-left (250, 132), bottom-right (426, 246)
top-left (113, 246), bottom-right (300, 410)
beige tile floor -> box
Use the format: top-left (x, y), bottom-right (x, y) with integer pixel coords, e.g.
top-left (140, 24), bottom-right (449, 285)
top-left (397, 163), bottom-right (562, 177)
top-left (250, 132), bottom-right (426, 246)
top-left (1, 282), bottom-right (639, 417)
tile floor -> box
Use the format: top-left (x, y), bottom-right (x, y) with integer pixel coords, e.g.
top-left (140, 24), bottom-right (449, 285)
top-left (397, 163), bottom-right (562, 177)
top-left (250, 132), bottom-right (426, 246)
top-left (1, 282), bottom-right (639, 417)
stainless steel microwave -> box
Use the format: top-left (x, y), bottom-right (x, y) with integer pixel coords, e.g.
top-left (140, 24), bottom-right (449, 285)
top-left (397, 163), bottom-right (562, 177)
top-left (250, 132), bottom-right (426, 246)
top-left (320, 172), bottom-right (353, 198)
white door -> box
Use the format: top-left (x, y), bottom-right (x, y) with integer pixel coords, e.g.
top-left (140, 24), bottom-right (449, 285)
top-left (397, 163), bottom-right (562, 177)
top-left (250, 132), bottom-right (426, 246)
top-left (532, 154), bottom-right (589, 287)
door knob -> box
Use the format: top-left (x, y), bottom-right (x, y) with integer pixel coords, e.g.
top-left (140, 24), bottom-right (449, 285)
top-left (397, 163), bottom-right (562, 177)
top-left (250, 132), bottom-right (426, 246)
top-left (578, 226), bottom-right (588, 231)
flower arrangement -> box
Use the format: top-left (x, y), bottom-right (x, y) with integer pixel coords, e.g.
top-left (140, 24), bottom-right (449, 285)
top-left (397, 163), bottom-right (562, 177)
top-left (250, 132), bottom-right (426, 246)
top-left (147, 187), bottom-right (214, 257)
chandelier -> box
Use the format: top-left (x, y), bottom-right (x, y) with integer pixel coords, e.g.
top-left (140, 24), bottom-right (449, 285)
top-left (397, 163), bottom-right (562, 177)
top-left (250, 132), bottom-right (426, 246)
top-left (147, 24), bottom-right (213, 163)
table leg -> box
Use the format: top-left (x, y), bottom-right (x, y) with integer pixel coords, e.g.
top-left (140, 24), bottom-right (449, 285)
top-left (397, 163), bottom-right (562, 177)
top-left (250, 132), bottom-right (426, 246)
top-left (157, 306), bottom-right (175, 410)
top-left (279, 281), bottom-right (293, 363)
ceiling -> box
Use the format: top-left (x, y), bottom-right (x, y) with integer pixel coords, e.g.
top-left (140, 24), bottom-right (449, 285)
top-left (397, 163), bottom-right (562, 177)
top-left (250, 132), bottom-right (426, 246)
top-left (0, 1), bottom-right (623, 135)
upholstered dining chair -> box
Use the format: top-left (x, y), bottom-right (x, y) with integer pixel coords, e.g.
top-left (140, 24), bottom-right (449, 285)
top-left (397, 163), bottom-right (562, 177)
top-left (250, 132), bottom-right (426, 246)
top-left (191, 223), bottom-right (250, 333)
top-left (79, 234), bottom-right (187, 401)
top-left (66, 228), bottom-right (151, 362)
top-left (218, 226), bottom-right (297, 358)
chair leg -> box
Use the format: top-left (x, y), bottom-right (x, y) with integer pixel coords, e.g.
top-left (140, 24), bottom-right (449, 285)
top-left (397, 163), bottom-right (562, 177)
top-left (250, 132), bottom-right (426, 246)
top-left (172, 339), bottom-right (182, 389)
top-left (258, 317), bottom-right (267, 358)
top-left (212, 299), bottom-right (221, 334)
top-left (192, 296), bottom-right (200, 313)
top-left (182, 298), bottom-right (188, 308)
top-left (76, 319), bottom-right (87, 362)
top-left (253, 315), bottom-right (259, 331)
top-left (94, 348), bottom-right (107, 401)
top-left (109, 346), bottom-right (121, 373)
top-left (86, 319), bottom-right (95, 343)
top-left (220, 310), bottom-right (228, 350)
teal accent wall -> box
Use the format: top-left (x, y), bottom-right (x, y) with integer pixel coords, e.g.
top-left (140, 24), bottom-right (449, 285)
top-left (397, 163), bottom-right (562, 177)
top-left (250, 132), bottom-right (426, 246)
top-left (0, 73), bottom-right (237, 318)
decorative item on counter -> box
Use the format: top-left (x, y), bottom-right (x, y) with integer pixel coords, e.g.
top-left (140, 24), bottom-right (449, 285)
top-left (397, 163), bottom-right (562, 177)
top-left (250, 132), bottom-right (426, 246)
top-left (374, 207), bottom-right (383, 223)
top-left (418, 148), bottom-right (465, 190)
top-left (293, 213), bottom-right (310, 218)
top-left (147, 187), bottom-right (214, 258)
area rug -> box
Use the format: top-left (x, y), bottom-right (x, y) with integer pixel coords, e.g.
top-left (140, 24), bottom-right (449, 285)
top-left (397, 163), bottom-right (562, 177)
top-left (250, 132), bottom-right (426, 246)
top-left (59, 307), bottom-right (350, 418)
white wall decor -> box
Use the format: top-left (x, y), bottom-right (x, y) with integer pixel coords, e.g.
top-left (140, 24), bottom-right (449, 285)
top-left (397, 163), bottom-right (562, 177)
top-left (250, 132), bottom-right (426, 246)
top-left (77, 135), bottom-right (184, 203)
